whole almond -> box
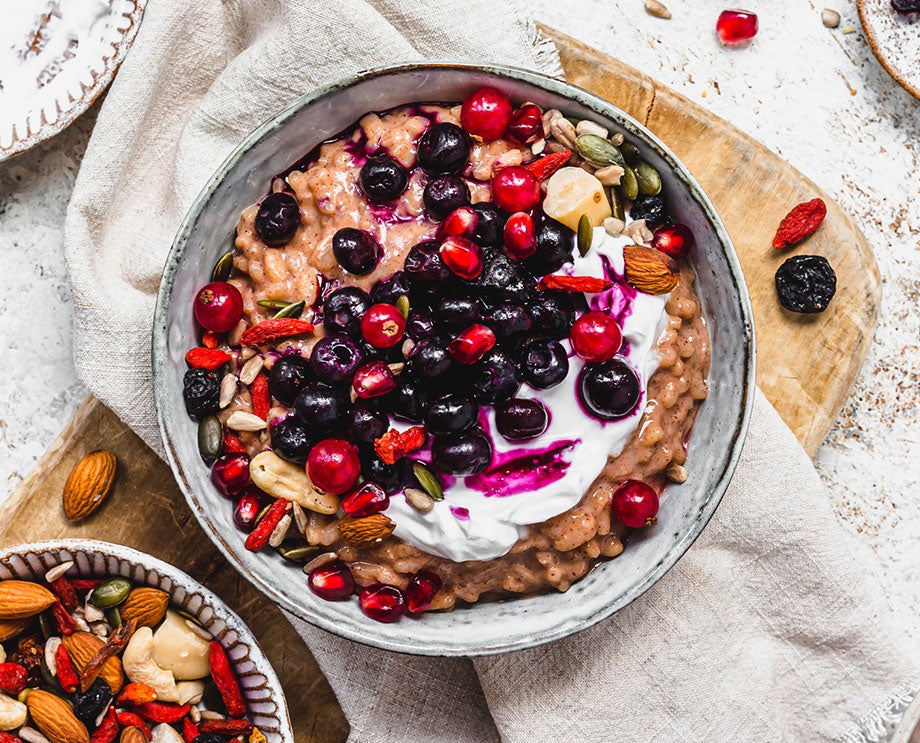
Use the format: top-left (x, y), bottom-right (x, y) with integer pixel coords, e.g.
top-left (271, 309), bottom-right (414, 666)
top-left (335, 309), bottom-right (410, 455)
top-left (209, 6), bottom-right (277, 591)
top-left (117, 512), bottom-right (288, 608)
top-left (623, 246), bottom-right (680, 294)
top-left (63, 450), bottom-right (117, 522)
top-left (338, 514), bottom-right (395, 547)
top-left (0, 617), bottom-right (30, 642)
top-left (119, 727), bottom-right (149, 743)
top-left (26, 688), bottom-right (90, 743)
top-left (0, 581), bottom-right (56, 619)
top-left (120, 588), bottom-right (169, 629)
top-left (62, 631), bottom-right (124, 693)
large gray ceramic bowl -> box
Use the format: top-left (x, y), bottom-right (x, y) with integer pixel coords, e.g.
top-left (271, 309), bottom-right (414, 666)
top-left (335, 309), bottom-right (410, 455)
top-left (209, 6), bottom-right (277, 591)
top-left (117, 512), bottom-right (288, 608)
top-left (0, 540), bottom-right (293, 740)
top-left (153, 63), bottom-right (755, 656)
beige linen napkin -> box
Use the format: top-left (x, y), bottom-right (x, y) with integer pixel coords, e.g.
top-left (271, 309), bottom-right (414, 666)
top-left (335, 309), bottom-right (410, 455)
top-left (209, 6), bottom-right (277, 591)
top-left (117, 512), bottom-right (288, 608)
top-left (63, 1), bottom-right (918, 740)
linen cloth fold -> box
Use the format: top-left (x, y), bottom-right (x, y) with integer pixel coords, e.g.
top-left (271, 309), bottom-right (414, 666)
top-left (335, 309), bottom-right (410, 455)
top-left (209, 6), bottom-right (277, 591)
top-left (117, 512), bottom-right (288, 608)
top-left (63, 0), bottom-right (918, 740)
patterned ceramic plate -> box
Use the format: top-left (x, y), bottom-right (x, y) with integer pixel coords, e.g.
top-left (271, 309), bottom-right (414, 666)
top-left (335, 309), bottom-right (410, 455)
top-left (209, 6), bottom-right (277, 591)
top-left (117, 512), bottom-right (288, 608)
top-left (858, 0), bottom-right (920, 100)
top-left (0, 0), bottom-right (145, 162)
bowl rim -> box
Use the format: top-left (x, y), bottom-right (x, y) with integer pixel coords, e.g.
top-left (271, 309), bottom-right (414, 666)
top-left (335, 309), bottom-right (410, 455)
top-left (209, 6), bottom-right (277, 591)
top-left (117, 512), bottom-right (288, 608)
top-left (153, 61), bottom-right (756, 656)
top-left (0, 538), bottom-right (294, 736)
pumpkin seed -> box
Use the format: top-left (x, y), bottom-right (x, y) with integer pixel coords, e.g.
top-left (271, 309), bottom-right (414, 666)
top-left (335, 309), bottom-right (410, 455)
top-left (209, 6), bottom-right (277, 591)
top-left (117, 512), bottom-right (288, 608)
top-left (273, 300), bottom-right (305, 319)
top-left (396, 295), bottom-right (410, 319)
top-left (106, 607), bottom-right (122, 630)
top-left (610, 187), bottom-right (626, 222)
top-left (255, 502), bottom-right (273, 525)
top-left (575, 134), bottom-right (625, 167)
top-left (412, 462), bottom-right (444, 501)
top-left (211, 251), bottom-right (234, 283)
top-left (619, 142), bottom-right (642, 167)
top-left (197, 416), bottom-right (223, 463)
top-left (257, 299), bottom-right (291, 310)
top-left (38, 612), bottom-right (54, 640)
top-left (577, 214), bottom-right (594, 257)
top-left (40, 657), bottom-right (64, 695)
top-left (275, 541), bottom-right (322, 564)
top-left (620, 165), bottom-right (639, 201)
top-left (89, 577), bottom-right (132, 609)
top-left (635, 160), bottom-right (662, 196)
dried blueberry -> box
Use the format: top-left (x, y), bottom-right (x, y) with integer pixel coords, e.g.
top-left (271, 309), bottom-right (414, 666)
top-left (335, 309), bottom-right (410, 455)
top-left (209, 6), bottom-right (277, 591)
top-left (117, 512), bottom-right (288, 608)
top-left (255, 192), bottom-right (300, 247)
top-left (471, 202), bottom-right (508, 247)
top-left (432, 429), bottom-right (492, 476)
top-left (193, 736), bottom-right (226, 743)
top-left (332, 228), bottom-right (382, 275)
top-left (268, 355), bottom-right (314, 406)
top-left (271, 416), bottom-right (314, 462)
top-left (423, 175), bottom-right (471, 220)
top-left (405, 240), bottom-right (452, 287)
top-left (73, 678), bottom-right (112, 727)
top-left (295, 382), bottom-right (350, 432)
top-left (629, 194), bottom-right (668, 227)
top-left (525, 217), bottom-right (575, 276)
top-left (417, 122), bottom-right (472, 175)
top-left (360, 155), bottom-right (409, 202)
top-left (775, 255), bottom-right (837, 313)
top-left (424, 394), bottom-right (478, 436)
top-left (520, 340), bottom-right (569, 389)
top-left (323, 287), bottom-right (371, 336)
top-left (469, 349), bottom-right (521, 405)
top-left (183, 368), bottom-right (221, 419)
top-left (578, 358), bottom-right (641, 420)
top-left (310, 334), bottom-right (364, 385)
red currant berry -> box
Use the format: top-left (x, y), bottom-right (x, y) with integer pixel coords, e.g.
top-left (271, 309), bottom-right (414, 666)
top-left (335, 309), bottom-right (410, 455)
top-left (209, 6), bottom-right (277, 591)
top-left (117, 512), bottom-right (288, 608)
top-left (651, 224), bottom-right (695, 258)
top-left (194, 281), bottom-right (243, 333)
top-left (307, 439), bottom-right (361, 494)
top-left (611, 480), bottom-right (659, 528)
top-left (406, 570), bottom-right (443, 613)
top-left (436, 206), bottom-right (479, 239)
top-left (507, 103), bottom-right (544, 144)
top-left (352, 361), bottom-right (397, 399)
top-left (308, 560), bottom-right (355, 601)
top-left (361, 303), bottom-right (407, 349)
top-left (503, 211), bottom-right (537, 259)
top-left (439, 236), bottom-right (483, 280)
top-left (233, 486), bottom-right (266, 531)
top-left (570, 312), bottom-right (623, 363)
top-left (211, 453), bottom-right (250, 497)
top-left (449, 324), bottom-right (496, 365)
top-left (460, 87), bottom-right (513, 141)
top-left (716, 9), bottom-right (758, 44)
top-left (341, 482), bottom-right (389, 518)
top-left (491, 166), bottom-right (541, 213)
top-left (359, 583), bottom-right (407, 623)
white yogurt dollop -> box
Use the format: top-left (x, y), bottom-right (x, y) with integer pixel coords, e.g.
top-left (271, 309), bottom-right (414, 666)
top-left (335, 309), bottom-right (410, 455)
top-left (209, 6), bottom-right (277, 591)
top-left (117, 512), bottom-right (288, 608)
top-left (389, 228), bottom-right (671, 562)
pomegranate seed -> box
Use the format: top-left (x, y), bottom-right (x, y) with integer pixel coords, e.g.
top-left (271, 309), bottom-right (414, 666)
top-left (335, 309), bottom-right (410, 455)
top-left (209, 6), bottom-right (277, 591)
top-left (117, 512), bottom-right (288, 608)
top-left (194, 282), bottom-right (244, 333)
top-left (460, 86), bottom-right (513, 141)
top-left (503, 211), bottom-right (537, 259)
top-left (611, 480), bottom-right (659, 528)
top-left (308, 560), bottom-right (355, 601)
top-left (307, 439), bottom-right (361, 494)
top-left (341, 483), bottom-right (389, 518)
top-left (233, 486), bottom-right (266, 531)
top-left (570, 311), bottom-right (623, 363)
top-left (359, 583), bottom-right (407, 623)
top-left (406, 570), bottom-right (443, 613)
top-left (716, 9), bottom-right (758, 44)
top-left (436, 206), bottom-right (479, 239)
top-left (507, 103), bottom-right (544, 144)
top-left (439, 236), bottom-right (483, 280)
top-left (491, 166), bottom-right (541, 213)
top-left (352, 361), bottom-right (397, 399)
top-left (651, 223), bottom-right (695, 258)
top-left (211, 454), bottom-right (250, 497)
top-left (361, 303), bottom-right (407, 348)
top-left (449, 324), bottom-right (496, 365)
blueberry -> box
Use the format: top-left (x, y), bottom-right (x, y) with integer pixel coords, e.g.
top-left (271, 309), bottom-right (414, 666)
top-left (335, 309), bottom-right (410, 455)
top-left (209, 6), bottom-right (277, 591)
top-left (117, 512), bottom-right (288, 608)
top-left (322, 287), bottom-right (371, 337)
top-left (405, 309), bottom-right (437, 341)
top-left (310, 334), bottom-right (364, 385)
top-left (423, 175), bottom-right (470, 220)
top-left (378, 374), bottom-right (428, 423)
top-left (417, 122), bottom-right (472, 175)
top-left (491, 300), bottom-right (533, 339)
top-left (271, 416), bottom-right (314, 462)
top-left (409, 339), bottom-right (452, 378)
top-left (520, 340), bottom-right (569, 389)
top-left (268, 354), bottom-right (313, 406)
top-left (405, 240), bottom-right (452, 287)
top-left (183, 369), bottom-right (221, 419)
top-left (630, 194), bottom-right (668, 227)
top-left (470, 349), bottom-right (521, 405)
top-left (495, 398), bottom-right (548, 441)
top-left (434, 296), bottom-right (481, 336)
top-left (73, 678), bottom-right (112, 727)
top-left (525, 217), bottom-right (575, 276)
top-left (578, 358), bottom-right (641, 420)
top-left (360, 155), bottom-right (409, 202)
top-left (529, 291), bottom-right (576, 339)
top-left (424, 394), bottom-right (478, 436)
top-left (432, 429), bottom-right (492, 476)
top-left (348, 402), bottom-right (389, 444)
top-left (471, 252), bottom-right (533, 299)
top-left (193, 736), bottom-right (226, 743)
top-left (370, 270), bottom-right (413, 305)
top-left (295, 382), bottom-right (350, 432)
top-left (361, 453), bottom-right (408, 494)
top-left (471, 202), bottom-right (508, 247)
top-left (255, 192), bottom-right (300, 247)
top-left (332, 228), bottom-right (382, 275)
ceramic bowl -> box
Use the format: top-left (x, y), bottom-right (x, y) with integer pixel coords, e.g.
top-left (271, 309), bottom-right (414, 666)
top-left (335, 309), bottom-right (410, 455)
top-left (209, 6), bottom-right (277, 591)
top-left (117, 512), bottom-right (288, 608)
top-left (153, 63), bottom-right (755, 656)
top-left (0, 540), bottom-right (293, 741)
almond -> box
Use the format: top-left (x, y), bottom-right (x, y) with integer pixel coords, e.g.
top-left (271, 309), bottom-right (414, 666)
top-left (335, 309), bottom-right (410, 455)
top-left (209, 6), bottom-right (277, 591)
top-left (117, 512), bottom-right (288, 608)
top-left (623, 245), bottom-right (680, 294)
top-left (120, 588), bottom-right (169, 629)
top-left (63, 450), bottom-right (117, 522)
top-left (0, 581), bottom-right (56, 619)
top-left (0, 617), bottom-right (30, 642)
top-left (62, 631), bottom-right (124, 694)
top-left (26, 688), bottom-right (89, 743)
top-left (338, 514), bottom-right (395, 547)
top-left (119, 727), bottom-right (149, 743)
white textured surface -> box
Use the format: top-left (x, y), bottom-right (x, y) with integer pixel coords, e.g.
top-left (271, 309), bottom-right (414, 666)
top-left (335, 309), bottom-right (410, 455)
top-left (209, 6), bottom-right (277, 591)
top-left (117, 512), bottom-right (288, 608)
top-left (0, 0), bottom-right (917, 650)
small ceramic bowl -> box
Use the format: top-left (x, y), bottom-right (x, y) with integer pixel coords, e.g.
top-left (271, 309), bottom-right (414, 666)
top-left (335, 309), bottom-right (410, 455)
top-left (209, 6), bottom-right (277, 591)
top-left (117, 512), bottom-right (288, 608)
top-left (0, 539), bottom-right (293, 741)
top-left (153, 63), bottom-right (755, 656)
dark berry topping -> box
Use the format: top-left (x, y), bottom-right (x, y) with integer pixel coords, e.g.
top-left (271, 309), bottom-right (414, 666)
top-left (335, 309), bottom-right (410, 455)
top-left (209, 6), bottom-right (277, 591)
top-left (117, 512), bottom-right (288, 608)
top-left (348, 402), bottom-right (389, 444)
top-left (432, 429), bottom-right (493, 476)
top-left (183, 368), bottom-right (221, 419)
top-left (405, 240), bottom-right (453, 287)
top-left (630, 194), bottom-right (668, 227)
top-left (271, 416), bottom-right (314, 462)
top-left (323, 286), bottom-right (371, 336)
top-left (434, 296), bottom-right (482, 336)
top-left (73, 678), bottom-right (113, 727)
top-left (469, 349), bottom-right (521, 405)
top-left (471, 202), bottom-right (508, 247)
top-left (295, 382), bottom-right (350, 431)
top-left (361, 453), bottom-right (408, 494)
top-left (409, 339), bottom-right (452, 378)
top-left (370, 270), bottom-right (413, 305)
top-left (423, 175), bottom-right (471, 220)
top-left (495, 398), bottom-right (549, 441)
top-left (525, 217), bottom-right (576, 276)
top-left (417, 122), bottom-right (472, 175)
top-left (774, 255), bottom-right (837, 313)
top-left (332, 228), bottom-right (382, 275)
top-left (520, 340), bottom-right (569, 389)
top-left (529, 291), bottom-right (576, 339)
top-left (491, 300), bottom-right (533, 338)
top-left (310, 334), bottom-right (364, 385)
top-left (578, 358), bottom-right (641, 420)
top-left (360, 155), bottom-right (409, 202)
top-left (255, 192), bottom-right (300, 247)
top-left (424, 394), bottom-right (478, 436)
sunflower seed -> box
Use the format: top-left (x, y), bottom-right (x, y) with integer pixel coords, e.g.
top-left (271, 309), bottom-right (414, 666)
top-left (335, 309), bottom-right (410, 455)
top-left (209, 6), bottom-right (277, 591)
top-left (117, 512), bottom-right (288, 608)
top-left (550, 117), bottom-right (578, 149)
top-left (531, 138), bottom-right (546, 155)
top-left (44, 561), bottom-right (74, 584)
top-left (388, 362), bottom-right (406, 376)
top-left (268, 514), bottom-right (292, 547)
top-left (303, 552), bottom-right (338, 574)
top-left (595, 164), bottom-right (625, 186)
top-left (227, 411), bottom-right (268, 431)
top-left (44, 637), bottom-right (61, 676)
top-left (405, 487), bottom-right (435, 514)
top-left (211, 252), bottom-right (234, 283)
top-left (603, 217), bottom-right (626, 236)
top-left (645, 0), bottom-right (672, 19)
top-left (292, 502), bottom-right (309, 534)
top-left (219, 374), bottom-right (237, 409)
top-left (666, 463), bottom-right (689, 483)
top-left (238, 354), bottom-right (264, 385)
top-left (575, 120), bottom-right (609, 139)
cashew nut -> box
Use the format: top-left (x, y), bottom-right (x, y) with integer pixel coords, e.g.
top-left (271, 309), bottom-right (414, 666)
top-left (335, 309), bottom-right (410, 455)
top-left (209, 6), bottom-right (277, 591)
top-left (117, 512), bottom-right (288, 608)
top-left (175, 680), bottom-right (205, 706)
top-left (150, 724), bottom-right (185, 743)
top-left (152, 611), bottom-right (210, 681)
top-left (122, 627), bottom-right (181, 703)
top-left (0, 692), bottom-right (27, 731)
top-left (250, 451), bottom-right (338, 514)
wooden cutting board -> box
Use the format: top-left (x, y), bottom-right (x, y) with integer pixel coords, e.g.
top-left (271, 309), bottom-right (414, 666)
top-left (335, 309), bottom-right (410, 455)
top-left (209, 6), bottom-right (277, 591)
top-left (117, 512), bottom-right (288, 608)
top-left (0, 28), bottom-right (880, 742)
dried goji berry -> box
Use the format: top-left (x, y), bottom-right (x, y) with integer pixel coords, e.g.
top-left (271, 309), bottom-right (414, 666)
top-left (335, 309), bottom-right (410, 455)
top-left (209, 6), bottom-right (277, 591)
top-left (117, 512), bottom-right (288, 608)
top-left (524, 149), bottom-right (572, 181)
top-left (52, 600), bottom-right (76, 636)
top-left (116, 681), bottom-right (158, 706)
top-left (374, 427), bottom-right (427, 466)
top-left (244, 499), bottom-right (290, 553)
top-left (223, 432), bottom-right (246, 454)
top-left (240, 318), bottom-right (314, 347)
top-left (89, 707), bottom-right (119, 743)
top-left (116, 711), bottom-right (151, 738)
top-left (0, 663), bottom-right (27, 695)
top-left (772, 198), bottom-right (827, 249)
top-left (54, 644), bottom-right (79, 693)
top-left (208, 640), bottom-right (247, 718)
top-left (250, 372), bottom-right (270, 420)
top-left (80, 619), bottom-right (135, 692)
top-left (185, 347), bottom-right (233, 370)
top-left (49, 576), bottom-right (78, 611)
top-left (181, 717), bottom-right (200, 742)
top-left (135, 700), bottom-right (190, 724)
top-left (201, 330), bottom-right (220, 349)
top-left (536, 275), bottom-right (613, 293)
top-left (0, 733), bottom-right (23, 743)
top-left (70, 578), bottom-right (104, 591)
top-left (198, 718), bottom-right (254, 735)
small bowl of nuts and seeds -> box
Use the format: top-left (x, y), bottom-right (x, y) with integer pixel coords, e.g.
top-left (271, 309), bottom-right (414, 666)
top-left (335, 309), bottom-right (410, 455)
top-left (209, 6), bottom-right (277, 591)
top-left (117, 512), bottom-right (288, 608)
top-left (0, 539), bottom-right (292, 742)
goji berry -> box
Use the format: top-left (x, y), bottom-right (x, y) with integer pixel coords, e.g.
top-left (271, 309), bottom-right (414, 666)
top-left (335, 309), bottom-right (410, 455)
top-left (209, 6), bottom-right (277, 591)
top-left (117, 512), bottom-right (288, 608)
top-left (374, 427), bottom-right (427, 466)
top-left (201, 330), bottom-right (220, 349)
top-left (524, 149), bottom-right (572, 181)
top-left (89, 707), bottom-right (119, 743)
top-left (116, 681), bottom-right (158, 706)
top-left (49, 575), bottom-right (78, 611)
top-left (208, 640), bottom-right (247, 718)
top-left (240, 318), bottom-right (314, 347)
top-left (80, 619), bottom-right (135, 692)
top-left (185, 347), bottom-right (233, 370)
top-left (181, 717), bottom-right (200, 742)
top-left (54, 644), bottom-right (79, 693)
top-left (116, 711), bottom-right (151, 738)
top-left (135, 700), bottom-right (190, 724)
top-left (198, 718), bottom-right (254, 735)
top-left (536, 275), bottom-right (613, 293)
top-left (223, 432), bottom-right (246, 454)
top-left (70, 578), bottom-right (104, 591)
top-left (0, 733), bottom-right (23, 743)
top-left (250, 372), bottom-right (270, 420)
top-left (244, 499), bottom-right (290, 552)
top-left (52, 600), bottom-right (76, 636)
top-left (0, 663), bottom-right (27, 695)
top-left (772, 198), bottom-right (827, 249)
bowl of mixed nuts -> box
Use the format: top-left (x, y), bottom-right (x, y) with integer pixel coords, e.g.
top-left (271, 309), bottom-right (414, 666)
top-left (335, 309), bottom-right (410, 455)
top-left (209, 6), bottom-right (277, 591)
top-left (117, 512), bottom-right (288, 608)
top-left (0, 540), bottom-right (292, 742)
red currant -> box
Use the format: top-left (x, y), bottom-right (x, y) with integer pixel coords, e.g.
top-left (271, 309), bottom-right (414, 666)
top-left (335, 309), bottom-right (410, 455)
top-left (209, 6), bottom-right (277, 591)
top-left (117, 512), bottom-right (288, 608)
top-left (503, 212), bottom-right (537, 259)
top-left (341, 482), bottom-right (389, 518)
top-left (361, 303), bottom-right (406, 348)
top-left (611, 480), bottom-right (659, 528)
top-left (406, 570), bottom-right (443, 613)
top-left (507, 103), bottom-right (544, 144)
top-left (570, 312), bottom-right (623, 363)
top-left (307, 439), bottom-right (361, 494)
top-left (308, 560), bottom-right (355, 601)
top-left (439, 236), bottom-right (483, 280)
top-left (449, 324), bottom-right (496, 365)
top-left (716, 9), bottom-right (758, 44)
top-left (352, 361), bottom-right (397, 399)
top-left (194, 281), bottom-right (243, 333)
top-left (211, 453), bottom-right (250, 497)
top-left (359, 583), bottom-right (407, 623)
top-left (491, 166), bottom-right (541, 213)
top-left (460, 87), bottom-right (513, 141)
top-left (651, 224), bottom-right (695, 258)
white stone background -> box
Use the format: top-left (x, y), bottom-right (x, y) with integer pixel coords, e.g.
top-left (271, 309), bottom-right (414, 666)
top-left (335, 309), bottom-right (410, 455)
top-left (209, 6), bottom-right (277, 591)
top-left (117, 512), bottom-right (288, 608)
top-left (1, 0), bottom-right (918, 655)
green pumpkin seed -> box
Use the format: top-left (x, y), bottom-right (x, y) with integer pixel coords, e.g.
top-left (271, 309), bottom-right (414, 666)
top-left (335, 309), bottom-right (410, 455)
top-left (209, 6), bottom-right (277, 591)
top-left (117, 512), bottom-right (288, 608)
top-left (106, 607), bottom-right (122, 630)
top-left (211, 251), bottom-right (234, 283)
top-left (620, 165), bottom-right (639, 202)
top-left (577, 214), bottom-right (594, 257)
top-left (257, 299), bottom-right (291, 310)
top-left (198, 416), bottom-right (223, 463)
top-left (396, 295), bottom-right (410, 319)
top-left (575, 134), bottom-right (626, 167)
top-left (619, 142), bottom-right (642, 167)
top-left (273, 300), bottom-right (305, 319)
top-left (255, 502), bottom-right (273, 525)
top-left (89, 577), bottom-right (133, 609)
top-left (275, 541), bottom-right (322, 564)
top-left (38, 612), bottom-right (54, 640)
top-left (609, 187), bottom-right (626, 222)
top-left (412, 462), bottom-right (444, 501)
top-left (40, 657), bottom-right (64, 695)
top-left (635, 161), bottom-right (662, 196)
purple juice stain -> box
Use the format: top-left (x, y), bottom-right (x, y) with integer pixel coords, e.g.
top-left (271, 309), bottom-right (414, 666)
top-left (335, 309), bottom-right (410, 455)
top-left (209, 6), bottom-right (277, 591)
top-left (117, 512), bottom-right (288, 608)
top-left (465, 439), bottom-right (579, 499)
top-left (450, 505), bottom-right (470, 521)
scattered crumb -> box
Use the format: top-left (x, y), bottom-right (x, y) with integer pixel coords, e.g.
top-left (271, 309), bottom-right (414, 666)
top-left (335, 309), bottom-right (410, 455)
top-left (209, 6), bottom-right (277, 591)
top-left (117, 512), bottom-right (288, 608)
top-left (841, 25), bottom-right (857, 34)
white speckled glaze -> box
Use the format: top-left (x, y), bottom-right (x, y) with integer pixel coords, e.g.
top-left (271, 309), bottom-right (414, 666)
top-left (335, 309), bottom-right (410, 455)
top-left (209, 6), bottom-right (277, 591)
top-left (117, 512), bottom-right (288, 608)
top-left (0, 540), bottom-right (292, 741)
top-left (153, 63), bottom-right (755, 656)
